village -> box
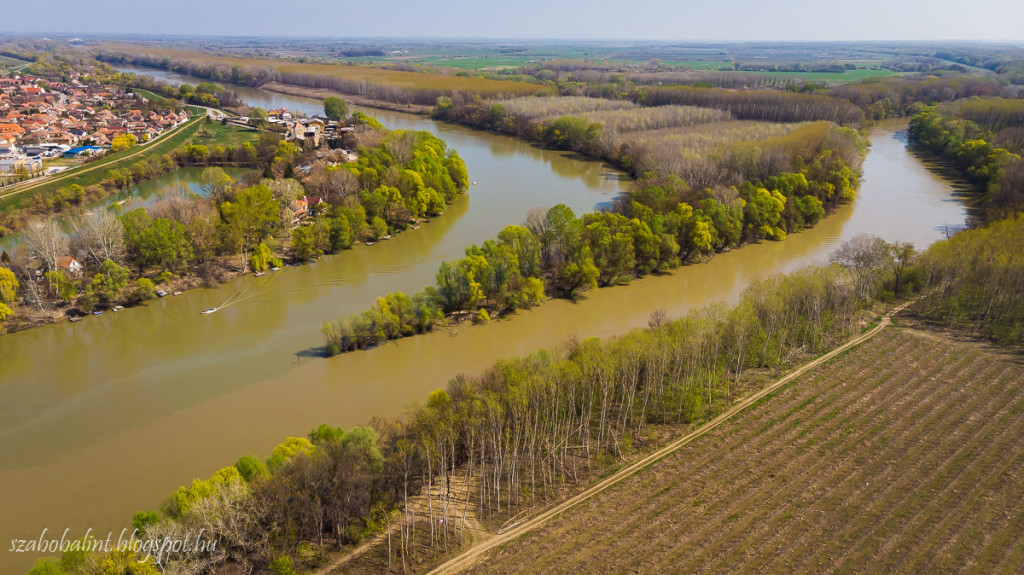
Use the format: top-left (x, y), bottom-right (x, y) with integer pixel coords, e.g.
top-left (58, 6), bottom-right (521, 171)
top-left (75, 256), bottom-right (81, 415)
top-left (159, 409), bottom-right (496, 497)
top-left (236, 106), bottom-right (356, 151)
top-left (0, 72), bottom-right (190, 180)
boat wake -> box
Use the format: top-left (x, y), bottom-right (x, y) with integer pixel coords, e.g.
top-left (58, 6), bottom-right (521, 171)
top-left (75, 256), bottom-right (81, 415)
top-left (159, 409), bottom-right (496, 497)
top-left (205, 272), bottom-right (277, 313)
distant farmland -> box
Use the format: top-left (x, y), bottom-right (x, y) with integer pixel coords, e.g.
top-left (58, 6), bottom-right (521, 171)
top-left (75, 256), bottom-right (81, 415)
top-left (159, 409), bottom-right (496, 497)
top-left (94, 43), bottom-right (549, 99)
top-left (471, 327), bottom-right (1024, 574)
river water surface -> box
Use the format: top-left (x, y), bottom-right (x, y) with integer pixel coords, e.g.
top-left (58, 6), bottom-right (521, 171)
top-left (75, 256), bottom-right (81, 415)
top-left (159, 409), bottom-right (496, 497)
top-left (0, 71), bottom-right (968, 572)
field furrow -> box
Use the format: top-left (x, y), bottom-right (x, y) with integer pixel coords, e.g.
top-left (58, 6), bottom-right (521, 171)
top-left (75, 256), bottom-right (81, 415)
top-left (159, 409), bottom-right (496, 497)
top-left (469, 328), bottom-right (1024, 574)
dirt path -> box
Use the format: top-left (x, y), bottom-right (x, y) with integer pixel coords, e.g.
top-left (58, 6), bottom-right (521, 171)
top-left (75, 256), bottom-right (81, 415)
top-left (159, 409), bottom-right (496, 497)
top-left (427, 304), bottom-right (909, 574)
top-left (316, 472), bottom-right (489, 575)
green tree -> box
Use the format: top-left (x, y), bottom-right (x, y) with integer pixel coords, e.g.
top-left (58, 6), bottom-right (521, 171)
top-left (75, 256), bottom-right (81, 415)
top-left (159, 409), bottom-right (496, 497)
top-left (248, 107), bottom-right (269, 130)
top-left (200, 167), bottom-right (235, 203)
top-left (88, 260), bottom-right (130, 306)
top-left (110, 133), bottom-right (137, 153)
top-left (221, 185), bottom-right (280, 270)
top-left (44, 270), bottom-right (78, 302)
top-left (234, 455), bottom-right (269, 482)
top-left (131, 278), bottom-right (156, 303)
top-left (249, 243), bottom-right (276, 272)
top-left (136, 218), bottom-right (192, 271)
top-left (323, 96), bottom-right (349, 121)
top-left (497, 224), bottom-right (542, 279)
top-left (292, 222), bottom-right (329, 260)
top-left (132, 511), bottom-right (160, 534)
top-left (266, 437), bottom-right (315, 472)
top-left (560, 245), bottom-right (599, 299)
top-left (370, 216), bottom-right (388, 240)
top-left (308, 423), bottom-right (346, 445)
top-left (0, 266), bottom-right (19, 304)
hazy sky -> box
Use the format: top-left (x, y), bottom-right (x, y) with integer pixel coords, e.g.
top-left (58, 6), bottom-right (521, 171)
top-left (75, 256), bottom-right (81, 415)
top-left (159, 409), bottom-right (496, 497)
top-left (4, 0), bottom-right (1024, 42)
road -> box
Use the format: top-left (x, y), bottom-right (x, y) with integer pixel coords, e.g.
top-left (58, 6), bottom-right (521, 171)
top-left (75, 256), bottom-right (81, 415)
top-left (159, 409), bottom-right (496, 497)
top-left (427, 303), bottom-right (910, 574)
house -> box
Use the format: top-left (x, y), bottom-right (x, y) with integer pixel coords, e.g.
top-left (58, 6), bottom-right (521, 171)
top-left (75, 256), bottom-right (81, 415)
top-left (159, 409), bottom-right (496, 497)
top-left (0, 156), bottom-right (42, 174)
top-left (304, 196), bottom-right (327, 217)
top-left (56, 256), bottom-right (84, 277)
top-left (267, 108), bottom-right (292, 121)
top-left (0, 123), bottom-right (25, 139)
top-left (289, 196), bottom-right (309, 226)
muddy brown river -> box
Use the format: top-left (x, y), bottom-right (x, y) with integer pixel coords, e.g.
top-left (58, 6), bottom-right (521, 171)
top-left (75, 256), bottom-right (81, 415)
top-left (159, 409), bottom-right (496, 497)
top-left (0, 74), bottom-right (968, 573)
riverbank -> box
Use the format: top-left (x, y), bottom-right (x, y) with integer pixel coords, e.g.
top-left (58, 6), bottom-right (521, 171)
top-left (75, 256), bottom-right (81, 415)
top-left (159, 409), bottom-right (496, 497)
top-left (0, 118), bottom-right (963, 574)
top-left (0, 253), bottom-right (245, 335)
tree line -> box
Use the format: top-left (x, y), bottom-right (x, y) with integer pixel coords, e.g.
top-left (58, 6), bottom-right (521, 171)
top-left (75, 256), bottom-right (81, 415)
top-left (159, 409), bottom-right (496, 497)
top-left (642, 85), bottom-right (865, 126)
top-left (828, 76), bottom-right (1006, 120)
top-left (909, 103), bottom-right (1023, 219)
top-left (95, 52), bottom-right (278, 88)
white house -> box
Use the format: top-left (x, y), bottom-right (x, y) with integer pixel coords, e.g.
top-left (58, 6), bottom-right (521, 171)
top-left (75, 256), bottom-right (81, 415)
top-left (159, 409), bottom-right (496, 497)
top-left (56, 256), bottom-right (84, 277)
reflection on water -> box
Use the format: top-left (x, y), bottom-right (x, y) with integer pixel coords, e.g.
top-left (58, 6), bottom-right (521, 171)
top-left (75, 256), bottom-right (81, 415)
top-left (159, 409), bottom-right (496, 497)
top-left (0, 73), bottom-right (969, 573)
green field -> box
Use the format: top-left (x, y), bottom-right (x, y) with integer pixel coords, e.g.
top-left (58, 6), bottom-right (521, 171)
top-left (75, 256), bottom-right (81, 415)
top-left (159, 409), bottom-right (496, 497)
top-left (190, 120), bottom-right (260, 148)
top-left (421, 56), bottom-right (543, 70)
top-left (0, 55), bottom-right (31, 72)
top-left (734, 68), bottom-right (902, 83)
top-left (131, 87), bottom-right (174, 107)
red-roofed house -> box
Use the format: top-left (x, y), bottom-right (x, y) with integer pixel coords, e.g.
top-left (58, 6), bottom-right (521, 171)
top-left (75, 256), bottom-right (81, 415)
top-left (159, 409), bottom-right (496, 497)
top-left (56, 256), bottom-right (84, 277)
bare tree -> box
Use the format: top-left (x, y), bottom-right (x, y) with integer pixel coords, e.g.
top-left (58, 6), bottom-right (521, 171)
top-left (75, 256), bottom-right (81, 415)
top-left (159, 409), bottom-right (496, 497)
top-left (648, 308), bottom-right (669, 331)
top-left (149, 189), bottom-right (206, 225)
top-left (23, 219), bottom-right (68, 271)
top-left (68, 209), bottom-right (126, 265)
top-left (829, 234), bottom-right (888, 299)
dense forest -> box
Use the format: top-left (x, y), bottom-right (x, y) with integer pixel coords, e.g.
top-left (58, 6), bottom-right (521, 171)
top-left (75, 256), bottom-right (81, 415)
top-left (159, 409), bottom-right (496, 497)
top-left (915, 214), bottom-right (1024, 344)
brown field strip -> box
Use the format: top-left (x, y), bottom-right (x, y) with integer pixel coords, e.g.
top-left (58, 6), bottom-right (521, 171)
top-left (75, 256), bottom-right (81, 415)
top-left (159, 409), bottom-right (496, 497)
top-left (96, 43), bottom-right (547, 97)
top-left (446, 326), bottom-right (1024, 574)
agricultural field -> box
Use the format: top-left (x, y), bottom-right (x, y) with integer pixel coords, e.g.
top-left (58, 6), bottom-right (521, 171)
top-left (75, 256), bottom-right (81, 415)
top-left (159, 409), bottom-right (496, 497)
top-left (91, 42), bottom-right (550, 99)
top-left (275, 61), bottom-right (546, 96)
top-left (730, 68), bottom-right (901, 83)
top-left (419, 56), bottom-right (542, 71)
top-left (469, 327), bottom-right (1024, 574)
